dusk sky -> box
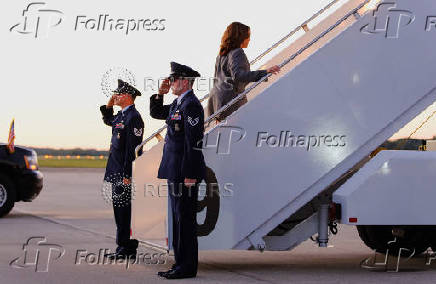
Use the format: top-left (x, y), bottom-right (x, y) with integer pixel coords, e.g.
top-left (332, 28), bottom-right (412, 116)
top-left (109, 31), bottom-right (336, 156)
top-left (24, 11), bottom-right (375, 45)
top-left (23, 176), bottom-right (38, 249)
top-left (2, 0), bottom-right (435, 150)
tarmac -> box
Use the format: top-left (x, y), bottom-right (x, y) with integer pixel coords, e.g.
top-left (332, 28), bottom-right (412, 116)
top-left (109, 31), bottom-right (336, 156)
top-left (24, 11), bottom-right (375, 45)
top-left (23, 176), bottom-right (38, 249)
top-left (0, 168), bottom-right (435, 283)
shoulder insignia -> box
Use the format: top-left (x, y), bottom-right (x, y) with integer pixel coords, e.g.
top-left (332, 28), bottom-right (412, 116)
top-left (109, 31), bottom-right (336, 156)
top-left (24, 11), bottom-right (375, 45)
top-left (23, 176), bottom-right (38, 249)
top-left (134, 128), bottom-right (143, 137)
top-left (187, 116), bottom-right (199, 127)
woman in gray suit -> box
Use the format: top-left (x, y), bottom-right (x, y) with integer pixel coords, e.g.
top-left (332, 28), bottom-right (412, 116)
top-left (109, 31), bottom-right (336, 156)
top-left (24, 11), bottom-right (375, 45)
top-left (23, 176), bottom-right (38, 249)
top-left (207, 22), bottom-right (280, 121)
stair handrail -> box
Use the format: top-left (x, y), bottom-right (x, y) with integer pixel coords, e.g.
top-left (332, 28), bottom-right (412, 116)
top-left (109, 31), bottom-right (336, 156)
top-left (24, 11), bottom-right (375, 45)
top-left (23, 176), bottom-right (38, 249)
top-left (136, 0), bottom-right (371, 157)
top-left (205, 0), bottom-right (371, 124)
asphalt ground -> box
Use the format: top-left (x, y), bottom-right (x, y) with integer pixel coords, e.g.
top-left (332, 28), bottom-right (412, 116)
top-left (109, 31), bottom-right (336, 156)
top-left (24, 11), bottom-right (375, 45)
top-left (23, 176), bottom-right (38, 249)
top-left (1, 168), bottom-right (435, 283)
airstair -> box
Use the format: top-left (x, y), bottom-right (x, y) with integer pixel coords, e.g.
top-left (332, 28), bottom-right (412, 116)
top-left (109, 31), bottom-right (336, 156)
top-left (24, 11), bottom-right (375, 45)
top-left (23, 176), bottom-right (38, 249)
top-left (132, 0), bottom-right (436, 251)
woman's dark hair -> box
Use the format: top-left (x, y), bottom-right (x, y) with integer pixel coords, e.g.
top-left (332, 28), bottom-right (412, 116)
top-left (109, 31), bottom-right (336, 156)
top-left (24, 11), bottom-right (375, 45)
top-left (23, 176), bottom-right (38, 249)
top-left (219, 22), bottom-right (250, 56)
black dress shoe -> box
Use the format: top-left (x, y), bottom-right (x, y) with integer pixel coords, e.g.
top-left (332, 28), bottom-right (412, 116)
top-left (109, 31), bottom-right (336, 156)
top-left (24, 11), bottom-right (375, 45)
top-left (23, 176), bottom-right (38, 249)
top-left (157, 270), bottom-right (170, 277)
top-left (157, 263), bottom-right (179, 277)
top-left (163, 269), bottom-right (196, 279)
top-left (127, 239), bottom-right (139, 250)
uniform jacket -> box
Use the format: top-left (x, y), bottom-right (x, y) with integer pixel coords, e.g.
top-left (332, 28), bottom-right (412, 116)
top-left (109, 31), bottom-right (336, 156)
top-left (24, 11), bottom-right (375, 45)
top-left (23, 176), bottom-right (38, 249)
top-left (150, 90), bottom-right (206, 181)
top-left (100, 104), bottom-right (144, 180)
top-left (207, 48), bottom-right (268, 120)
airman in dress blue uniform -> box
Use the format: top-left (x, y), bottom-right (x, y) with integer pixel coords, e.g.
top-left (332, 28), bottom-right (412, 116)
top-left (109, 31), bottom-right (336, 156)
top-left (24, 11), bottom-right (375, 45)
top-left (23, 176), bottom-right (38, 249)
top-left (151, 62), bottom-right (205, 280)
top-left (100, 79), bottom-right (144, 260)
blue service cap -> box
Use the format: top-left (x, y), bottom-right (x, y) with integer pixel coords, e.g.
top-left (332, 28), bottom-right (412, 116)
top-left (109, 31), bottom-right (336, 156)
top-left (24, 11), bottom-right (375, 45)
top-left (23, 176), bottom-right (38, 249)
top-left (169, 61), bottom-right (201, 79)
top-left (112, 79), bottom-right (141, 97)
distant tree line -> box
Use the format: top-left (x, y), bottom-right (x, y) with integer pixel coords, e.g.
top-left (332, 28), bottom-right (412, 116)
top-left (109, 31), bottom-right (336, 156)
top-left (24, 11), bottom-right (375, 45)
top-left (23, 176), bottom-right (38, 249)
top-left (382, 138), bottom-right (430, 150)
top-left (31, 147), bottom-right (109, 156)
top-left (22, 136), bottom-right (436, 156)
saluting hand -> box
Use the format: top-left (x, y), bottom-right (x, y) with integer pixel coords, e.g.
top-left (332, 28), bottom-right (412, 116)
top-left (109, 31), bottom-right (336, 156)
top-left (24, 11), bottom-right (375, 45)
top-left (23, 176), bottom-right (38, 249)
top-left (107, 94), bottom-right (116, 108)
top-left (158, 78), bottom-right (171, 95)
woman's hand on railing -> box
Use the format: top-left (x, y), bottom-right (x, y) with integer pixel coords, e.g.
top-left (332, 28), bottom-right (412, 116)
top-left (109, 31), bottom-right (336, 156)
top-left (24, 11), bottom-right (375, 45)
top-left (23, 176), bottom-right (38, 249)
top-left (266, 65), bottom-right (281, 75)
top-left (135, 0), bottom-right (360, 159)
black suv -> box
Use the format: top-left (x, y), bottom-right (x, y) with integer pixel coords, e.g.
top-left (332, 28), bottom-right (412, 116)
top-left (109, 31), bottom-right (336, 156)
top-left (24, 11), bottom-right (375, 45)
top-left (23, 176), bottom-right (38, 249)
top-left (0, 144), bottom-right (43, 217)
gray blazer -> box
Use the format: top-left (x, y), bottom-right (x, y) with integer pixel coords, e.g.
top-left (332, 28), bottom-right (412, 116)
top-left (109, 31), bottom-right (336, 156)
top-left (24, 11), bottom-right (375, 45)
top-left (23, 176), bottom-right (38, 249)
top-left (207, 48), bottom-right (267, 120)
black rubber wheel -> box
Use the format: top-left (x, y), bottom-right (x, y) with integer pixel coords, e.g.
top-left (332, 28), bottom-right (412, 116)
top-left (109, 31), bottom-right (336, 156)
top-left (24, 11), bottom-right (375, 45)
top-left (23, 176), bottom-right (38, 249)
top-left (196, 167), bottom-right (220, 237)
top-left (0, 173), bottom-right (16, 218)
top-left (357, 225), bottom-right (430, 256)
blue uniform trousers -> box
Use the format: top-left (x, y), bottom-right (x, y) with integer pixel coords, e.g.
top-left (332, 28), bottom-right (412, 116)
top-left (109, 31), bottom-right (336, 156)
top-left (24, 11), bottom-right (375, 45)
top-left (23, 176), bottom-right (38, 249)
top-left (168, 179), bottom-right (198, 274)
top-left (112, 183), bottom-right (132, 248)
